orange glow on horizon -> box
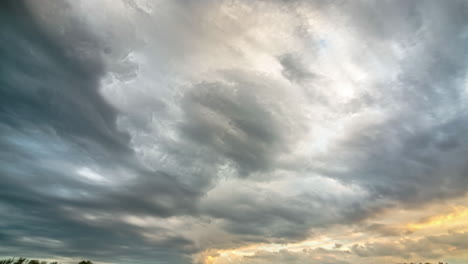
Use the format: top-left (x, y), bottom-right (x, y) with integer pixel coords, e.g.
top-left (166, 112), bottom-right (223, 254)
top-left (406, 206), bottom-right (468, 231)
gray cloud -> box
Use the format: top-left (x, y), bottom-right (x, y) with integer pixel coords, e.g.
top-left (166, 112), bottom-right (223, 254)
top-left (179, 74), bottom-right (296, 175)
top-left (279, 53), bottom-right (317, 85)
top-left (309, 0), bottom-right (468, 207)
top-left (351, 231), bottom-right (468, 260)
top-left (2, 0), bottom-right (468, 263)
top-left (0, 1), bottom-right (201, 263)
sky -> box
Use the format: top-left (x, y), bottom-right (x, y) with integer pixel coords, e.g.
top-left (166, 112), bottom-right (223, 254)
top-left (1, 0), bottom-right (468, 263)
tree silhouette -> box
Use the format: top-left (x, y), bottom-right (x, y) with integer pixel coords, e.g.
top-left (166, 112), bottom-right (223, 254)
top-left (0, 259), bottom-right (93, 264)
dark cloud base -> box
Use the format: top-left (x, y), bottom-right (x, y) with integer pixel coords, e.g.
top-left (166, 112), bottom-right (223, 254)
top-left (0, 1), bottom-right (194, 263)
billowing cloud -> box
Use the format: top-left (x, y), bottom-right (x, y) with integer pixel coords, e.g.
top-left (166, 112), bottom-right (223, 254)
top-left (2, 0), bottom-right (468, 264)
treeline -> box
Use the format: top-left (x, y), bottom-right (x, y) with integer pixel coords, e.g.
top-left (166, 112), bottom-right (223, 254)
top-left (398, 262), bottom-right (448, 264)
top-left (0, 259), bottom-right (93, 264)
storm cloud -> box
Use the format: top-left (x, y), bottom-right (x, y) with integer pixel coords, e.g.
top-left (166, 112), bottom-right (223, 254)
top-left (2, 1), bottom-right (468, 264)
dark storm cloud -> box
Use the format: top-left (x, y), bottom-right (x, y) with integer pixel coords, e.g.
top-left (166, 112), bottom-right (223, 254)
top-left (202, 191), bottom-right (317, 242)
top-left (0, 1), bottom-right (200, 263)
top-left (198, 180), bottom-right (377, 245)
top-left (3, 0), bottom-right (468, 263)
top-left (0, 1), bottom-right (129, 154)
top-left (0, 175), bottom-right (192, 263)
top-left (180, 79), bottom-right (286, 175)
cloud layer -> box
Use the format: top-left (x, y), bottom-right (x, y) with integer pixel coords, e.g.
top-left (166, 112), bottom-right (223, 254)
top-left (2, 0), bottom-right (468, 263)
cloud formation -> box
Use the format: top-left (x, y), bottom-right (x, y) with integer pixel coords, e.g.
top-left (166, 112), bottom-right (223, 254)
top-left (2, 0), bottom-right (468, 264)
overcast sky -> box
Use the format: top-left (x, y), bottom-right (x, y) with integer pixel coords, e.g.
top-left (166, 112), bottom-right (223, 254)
top-left (2, 0), bottom-right (468, 264)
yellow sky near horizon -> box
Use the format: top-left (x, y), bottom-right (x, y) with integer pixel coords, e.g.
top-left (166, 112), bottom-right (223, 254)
top-left (197, 194), bottom-right (468, 264)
